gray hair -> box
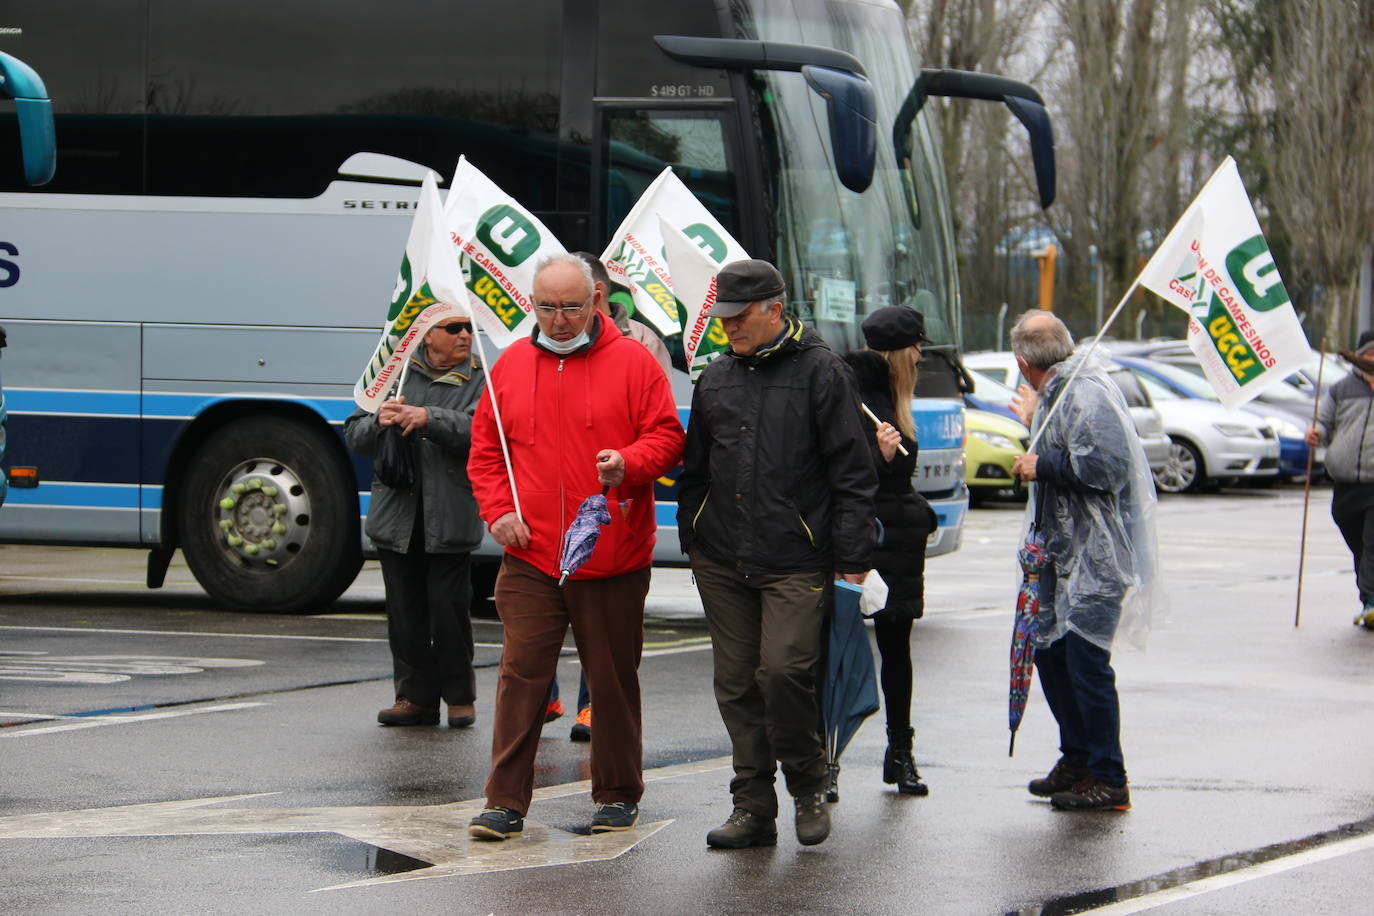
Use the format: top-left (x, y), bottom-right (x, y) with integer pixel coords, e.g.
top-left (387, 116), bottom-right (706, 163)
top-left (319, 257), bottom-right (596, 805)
top-left (533, 252), bottom-right (595, 299)
top-left (1009, 310), bottom-right (1074, 371)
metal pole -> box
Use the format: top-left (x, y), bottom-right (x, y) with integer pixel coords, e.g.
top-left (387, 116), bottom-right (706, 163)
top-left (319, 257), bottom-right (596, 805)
top-left (1295, 340), bottom-right (1328, 627)
top-left (997, 302), bottom-right (1009, 350)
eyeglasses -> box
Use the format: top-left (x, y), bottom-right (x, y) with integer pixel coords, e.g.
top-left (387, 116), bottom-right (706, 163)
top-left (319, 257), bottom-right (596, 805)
top-left (435, 321), bottom-right (473, 335)
top-left (535, 300), bottom-right (590, 316)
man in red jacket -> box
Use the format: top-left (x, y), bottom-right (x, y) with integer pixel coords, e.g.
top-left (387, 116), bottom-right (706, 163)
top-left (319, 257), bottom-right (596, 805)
top-left (466, 253), bottom-right (685, 841)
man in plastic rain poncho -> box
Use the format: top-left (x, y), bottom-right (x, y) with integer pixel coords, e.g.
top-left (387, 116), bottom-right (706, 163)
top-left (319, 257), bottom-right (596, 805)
top-left (1008, 310), bottom-right (1160, 812)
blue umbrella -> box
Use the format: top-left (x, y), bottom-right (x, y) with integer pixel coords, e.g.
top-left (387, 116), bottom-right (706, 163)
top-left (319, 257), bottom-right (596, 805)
top-left (821, 579), bottom-right (880, 802)
top-left (557, 487), bottom-right (611, 586)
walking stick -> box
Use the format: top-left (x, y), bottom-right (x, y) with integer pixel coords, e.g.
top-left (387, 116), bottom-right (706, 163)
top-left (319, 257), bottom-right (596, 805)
top-left (1295, 340), bottom-right (1328, 627)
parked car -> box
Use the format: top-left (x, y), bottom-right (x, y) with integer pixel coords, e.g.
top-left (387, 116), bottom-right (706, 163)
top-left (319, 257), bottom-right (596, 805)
top-left (1112, 355), bottom-right (1318, 482)
top-left (965, 408), bottom-right (1029, 505)
top-left (962, 368), bottom-right (1020, 422)
top-left (1109, 357), bottom-right (1281, 492)
top-left (962, 351), bottom-right (1171, 472)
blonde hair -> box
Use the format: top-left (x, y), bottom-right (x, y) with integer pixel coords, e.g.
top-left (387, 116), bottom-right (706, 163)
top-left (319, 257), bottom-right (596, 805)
top-left (876, 346), bottom-right (918, 441)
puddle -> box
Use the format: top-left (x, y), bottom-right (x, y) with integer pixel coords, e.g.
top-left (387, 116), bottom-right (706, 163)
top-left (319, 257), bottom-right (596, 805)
top-left (1007, 814), bottom-right (1374, 915)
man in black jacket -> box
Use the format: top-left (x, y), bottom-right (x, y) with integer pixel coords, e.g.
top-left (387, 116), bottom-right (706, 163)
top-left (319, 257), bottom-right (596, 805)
top-left (677, 259), bottom-right (877, 849)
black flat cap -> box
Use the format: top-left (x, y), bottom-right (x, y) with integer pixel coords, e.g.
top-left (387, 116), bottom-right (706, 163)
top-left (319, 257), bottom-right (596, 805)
top-left (861, 306), bottom-right (929, 351)
top-left (706, 259), bottom-right (786, 318)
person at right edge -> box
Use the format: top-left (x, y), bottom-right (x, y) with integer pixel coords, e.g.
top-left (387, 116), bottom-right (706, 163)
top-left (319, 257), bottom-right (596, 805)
top-left (1008, 310), bottom-right (1159, 812)
top-left (678, 259), bottom-right (877, 848)
top-left (842, 305), bottom-right (938, 798)
top-left (1304, 330), bottom-right (1374, 628)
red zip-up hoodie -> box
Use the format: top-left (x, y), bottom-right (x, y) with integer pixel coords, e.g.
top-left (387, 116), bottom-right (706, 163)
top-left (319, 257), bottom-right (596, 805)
top-left (468, 313), bottom-right (685, 579)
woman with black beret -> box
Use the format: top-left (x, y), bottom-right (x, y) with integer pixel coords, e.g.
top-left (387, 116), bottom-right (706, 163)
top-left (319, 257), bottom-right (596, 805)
top-left (841, 305), bottom-right (939, 797)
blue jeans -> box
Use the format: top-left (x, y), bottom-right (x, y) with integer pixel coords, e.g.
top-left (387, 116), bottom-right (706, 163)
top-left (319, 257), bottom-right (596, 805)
top-left (1035, 631), bottom-right (1125, 787)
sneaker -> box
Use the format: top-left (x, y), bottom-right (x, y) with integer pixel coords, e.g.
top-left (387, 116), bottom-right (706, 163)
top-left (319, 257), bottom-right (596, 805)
top-left (447, 703), bottom-right (476, 728)
top-left (706, 808), bottom-right (777, 849)
top-left (1050, 776), bottom-right (1131, 811)
top-left (468, 806), bottom-right (524, 840)
top-left (377, 697), bottom-right (439, 727)
top-left (1355, 605), bottom-right (1374, 629)
top-left (1028, 757), bottom-right (1090, 797)
top-left (590, 801), bottom-right (638, 832)
top-left (794, 793), bottom-right (831, 846)
top-left (570, 705), bottom-right (592, 742)
top-left (544, 699), bottom-right (565, 723)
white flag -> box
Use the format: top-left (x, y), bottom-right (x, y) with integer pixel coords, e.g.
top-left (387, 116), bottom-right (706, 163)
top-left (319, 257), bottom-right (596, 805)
top-left (659, 217), bottom-right (732, 381)
top-left (600, 167), bottom-right (749, 336)
top-left (1137, 156), bottom-right (1312, 409)
top-left (443, 156), bottom-right (564, 349)
top-left (354, 172), bottom-right (468, 412)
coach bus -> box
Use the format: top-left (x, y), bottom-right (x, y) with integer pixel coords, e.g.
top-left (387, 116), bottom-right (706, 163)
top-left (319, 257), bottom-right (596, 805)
top-left (0, 1), bottom-right (1054, 611)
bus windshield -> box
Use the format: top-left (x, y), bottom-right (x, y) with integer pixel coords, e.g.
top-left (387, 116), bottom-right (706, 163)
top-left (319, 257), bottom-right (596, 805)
top-left (738, 0), bottom-right (957, 351)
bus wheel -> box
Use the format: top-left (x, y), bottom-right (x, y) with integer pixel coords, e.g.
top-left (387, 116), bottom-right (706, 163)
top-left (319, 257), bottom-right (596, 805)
top-left (178, 417), bottom-right (361, 612)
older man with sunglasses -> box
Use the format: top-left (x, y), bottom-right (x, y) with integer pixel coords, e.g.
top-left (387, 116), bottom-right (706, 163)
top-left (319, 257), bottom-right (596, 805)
top-left (466, 253), bottom-right (684, 841)
top-left (345, 315), bottom-right (486, 730)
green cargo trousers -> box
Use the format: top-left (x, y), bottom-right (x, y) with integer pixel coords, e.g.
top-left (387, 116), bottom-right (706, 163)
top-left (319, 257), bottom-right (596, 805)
top-left (690, 548), bottom-right (829, 819)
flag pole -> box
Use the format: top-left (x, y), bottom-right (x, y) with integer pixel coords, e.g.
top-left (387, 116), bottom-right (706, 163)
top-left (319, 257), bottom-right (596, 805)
top-left (470, 327), bottom-right (524, 524)
top-left (860, 402), bottom-right (910, 457)
top-left (1295, 339), bottom-right (1328, 628)
top-left (1026, 279), bottom-right (1141, 453)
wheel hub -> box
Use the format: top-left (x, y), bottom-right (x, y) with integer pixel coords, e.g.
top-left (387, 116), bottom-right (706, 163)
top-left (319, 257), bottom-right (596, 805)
top-left (213, 457), bottom-right (311, 569)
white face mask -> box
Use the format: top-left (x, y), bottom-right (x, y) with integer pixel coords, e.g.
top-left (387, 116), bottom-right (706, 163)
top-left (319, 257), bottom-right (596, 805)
top-left (537, 328), bottom-right (591, 354)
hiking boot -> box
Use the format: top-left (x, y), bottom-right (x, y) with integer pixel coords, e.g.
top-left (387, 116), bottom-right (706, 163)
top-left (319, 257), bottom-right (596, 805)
top-left (706, 808), bottom-right (777, 849)
top-left (1050, 776), bottom-right (1131, 811)
top-left (468, 806), bottom-right (524, 840)
top-left (447, 703), bottom-right (476, 728)
top-left (544, 699), bottom-right (565, 722)
top-left (376, 697), bottom-right (439, 726)
top-left (883, 748), bottom-right (929, 796)
top-left (794, 793), bottom-right (831, 846)
top-left (1028, 757), bottom-right (1090, 797)
top-left (590, 801), bottom-right (638, 832)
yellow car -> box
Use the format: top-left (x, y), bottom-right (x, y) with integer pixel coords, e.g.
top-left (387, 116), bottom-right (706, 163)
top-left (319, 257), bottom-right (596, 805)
top-left (965, 408), bottom-right (1029, 506)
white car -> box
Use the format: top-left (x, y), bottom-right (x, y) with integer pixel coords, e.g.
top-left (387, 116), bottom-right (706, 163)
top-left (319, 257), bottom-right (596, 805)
top-left (963, 352), bottom-right (1171, 473)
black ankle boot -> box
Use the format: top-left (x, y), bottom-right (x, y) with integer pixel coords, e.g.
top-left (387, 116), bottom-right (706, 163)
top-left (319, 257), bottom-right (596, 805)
top-left (825, 762), bottom-right (840, 803)
top-left (883, 727), bottom-right (929, 796)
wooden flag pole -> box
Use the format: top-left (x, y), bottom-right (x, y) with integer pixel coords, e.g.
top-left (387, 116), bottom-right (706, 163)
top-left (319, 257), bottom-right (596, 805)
top-left (1295, 339), bottom-right (1327, 627)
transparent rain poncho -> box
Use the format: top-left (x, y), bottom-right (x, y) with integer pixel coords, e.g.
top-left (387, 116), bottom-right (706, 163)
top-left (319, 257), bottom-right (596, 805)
top-left (1024, 346), bottom-right (1162, 652)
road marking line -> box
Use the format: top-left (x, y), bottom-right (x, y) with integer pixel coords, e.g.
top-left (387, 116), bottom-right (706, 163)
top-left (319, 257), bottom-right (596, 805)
top-left (0, 625), bottom-right (388, 644)
top-left (1080, 830), bottom-right (1374, 914)
top-left (1, 702), bottom-right (266, 737)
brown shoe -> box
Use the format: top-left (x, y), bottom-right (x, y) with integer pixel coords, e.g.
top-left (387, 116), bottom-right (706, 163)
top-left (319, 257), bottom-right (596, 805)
top-left (447, 703), bottom-right (476, 728)
top-left (1028, 757), bottom-right (1090, 797)
top-left (1050, 776), bottom-right (1131, 811)
top-left (377, 697), bottom-right (438, 726)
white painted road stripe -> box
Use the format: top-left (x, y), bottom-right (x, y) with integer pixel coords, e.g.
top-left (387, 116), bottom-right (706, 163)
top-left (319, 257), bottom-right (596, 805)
top-left (0, 625), bottom-right (387, 644)
top-left (1081, 830), bottom-right (1374, 914)
top-left (2, 702), bottom-right (266, 737)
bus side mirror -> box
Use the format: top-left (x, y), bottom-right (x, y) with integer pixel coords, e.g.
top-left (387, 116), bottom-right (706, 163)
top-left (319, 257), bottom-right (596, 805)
top-left (895, 68), bottom-right (1055, 209)
top-left (801, 65), bottom-right (876, 194)
top-left (0, 52), bottom-right (56, 187)
top-left (654, 35), bottom-right (876, 193)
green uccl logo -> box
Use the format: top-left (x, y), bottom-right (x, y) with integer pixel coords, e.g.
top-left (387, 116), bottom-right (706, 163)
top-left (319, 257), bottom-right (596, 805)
top-left (465, 260), bottom-right (526, 330)
top-left (681, 223), bottom-right (727, 263)
top-left (477, 205), bottom-right (540, 267)
top-left (1202, 294), bottom-right (1263, 384)
top-left (1226, 234), bottom-right (1289, 312)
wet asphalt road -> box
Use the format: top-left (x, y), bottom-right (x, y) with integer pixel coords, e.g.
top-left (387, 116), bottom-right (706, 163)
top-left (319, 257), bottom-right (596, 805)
top-left (1, 485), bottom-right (1372, 915)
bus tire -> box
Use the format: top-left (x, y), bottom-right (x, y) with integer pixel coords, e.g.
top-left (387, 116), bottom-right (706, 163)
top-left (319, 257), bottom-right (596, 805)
top-left (178, 416), bottom-right (362, 612)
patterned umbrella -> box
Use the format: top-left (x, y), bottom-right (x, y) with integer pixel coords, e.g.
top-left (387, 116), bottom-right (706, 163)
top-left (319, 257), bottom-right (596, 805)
top-left (557, 488), bottom-right (611, 586)
top-left (1009, 530), bottom-right (1048, 756)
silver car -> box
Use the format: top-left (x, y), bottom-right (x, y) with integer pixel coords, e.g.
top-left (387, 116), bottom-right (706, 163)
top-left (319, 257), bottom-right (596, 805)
top-left (963, 352), bottom-right (1171, 472)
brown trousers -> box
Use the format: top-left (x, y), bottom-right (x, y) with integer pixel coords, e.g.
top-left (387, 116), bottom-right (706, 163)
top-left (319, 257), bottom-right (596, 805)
top-left (690, 549), bottom-right (829, 818)
top-left (483, 554), bottom-right (650, 814)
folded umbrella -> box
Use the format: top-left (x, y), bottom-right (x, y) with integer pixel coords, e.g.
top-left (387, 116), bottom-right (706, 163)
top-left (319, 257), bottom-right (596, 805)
top-left (822, 579), bottom-right (880, 802)
top-left (557, 488), bottom-right (611, 586)
top-left (1009, 530), bottom-right (1048, 756)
